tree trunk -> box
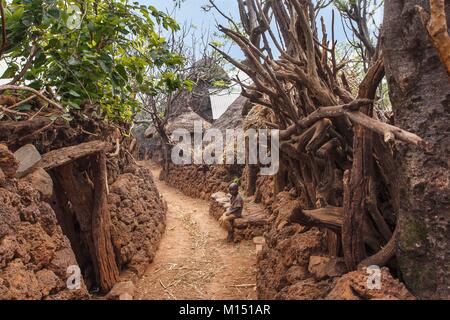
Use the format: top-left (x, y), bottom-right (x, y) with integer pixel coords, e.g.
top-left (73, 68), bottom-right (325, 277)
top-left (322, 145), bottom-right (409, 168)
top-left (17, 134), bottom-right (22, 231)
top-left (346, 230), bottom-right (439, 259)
top-left (383, 0), bottom-right (450, 299)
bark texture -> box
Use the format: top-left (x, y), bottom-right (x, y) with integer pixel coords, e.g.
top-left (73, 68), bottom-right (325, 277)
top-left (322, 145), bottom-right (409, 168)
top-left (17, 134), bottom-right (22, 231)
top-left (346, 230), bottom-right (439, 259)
top-left (384, 0), bottom-right (450, 299)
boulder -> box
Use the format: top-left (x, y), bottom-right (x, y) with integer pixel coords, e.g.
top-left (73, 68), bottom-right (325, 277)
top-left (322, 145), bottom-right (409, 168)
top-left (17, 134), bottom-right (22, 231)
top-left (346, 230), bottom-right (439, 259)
top-left (22, 168), bottom-right (53, 200)
top-left (106, 281), bottom-right (135, 300)
top-left (14, 144), bottom-right (41, 178)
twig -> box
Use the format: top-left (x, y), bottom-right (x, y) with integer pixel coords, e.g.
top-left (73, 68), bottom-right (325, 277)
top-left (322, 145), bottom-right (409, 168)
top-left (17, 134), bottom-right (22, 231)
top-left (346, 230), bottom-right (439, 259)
top-left (107, 138), bottom-right (121, 157)
top-left (0, 105), bottom-right (29, 117)
top-left (0, 1), bottom-right (7, 59)
top-left (8, 94), bottom-right (37, 110)
top-left (80, 128), bottom-right (99, 136)
top-left (28, 104), bottom-right (46, 121)
top-left (0, 85), bottom-right (64, 110)
top-left (9, 45), bottom-right (40, 85)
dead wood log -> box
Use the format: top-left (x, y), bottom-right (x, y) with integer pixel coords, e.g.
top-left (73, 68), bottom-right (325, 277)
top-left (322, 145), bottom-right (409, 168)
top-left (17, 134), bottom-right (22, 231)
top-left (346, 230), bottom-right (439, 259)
top-left (0, 117), bottom-right (52, 144)
top-left (289, 206), bottom-right (344, 232)
top-left (280, 99), bottom-right (373, 140)
top-left (343, 59), bottom-right (384, 270)
top-left (91, 152), bottom-right (120, 291)
top-left (326, 230), bottom-right (341, 257)
top-left (0, 85), bottom-right (64, 110)
top-left (358, 228), bottom-right (398, 269)
top-left (342, 167), bottom-right (367, 269)
top-left (280, 102), bottom-right (428, 148)
top-left (39, 140), bottom-right (110, 170)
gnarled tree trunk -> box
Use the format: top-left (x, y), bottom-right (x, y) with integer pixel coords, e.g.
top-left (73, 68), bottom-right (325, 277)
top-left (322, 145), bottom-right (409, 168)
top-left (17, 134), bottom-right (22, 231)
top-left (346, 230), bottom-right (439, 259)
top-left (384, 0), bottom-right (450, 299)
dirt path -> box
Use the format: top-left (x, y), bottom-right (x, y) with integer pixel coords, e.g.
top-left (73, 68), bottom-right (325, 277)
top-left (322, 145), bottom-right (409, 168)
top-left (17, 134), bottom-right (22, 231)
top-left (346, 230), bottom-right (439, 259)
top-left (134, 162), bottom-right (257, 300)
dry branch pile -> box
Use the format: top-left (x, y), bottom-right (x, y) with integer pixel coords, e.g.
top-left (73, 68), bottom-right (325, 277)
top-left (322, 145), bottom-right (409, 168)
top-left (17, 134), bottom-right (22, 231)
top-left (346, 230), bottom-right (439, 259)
top-left (216, 0), bottom-right (429, 272)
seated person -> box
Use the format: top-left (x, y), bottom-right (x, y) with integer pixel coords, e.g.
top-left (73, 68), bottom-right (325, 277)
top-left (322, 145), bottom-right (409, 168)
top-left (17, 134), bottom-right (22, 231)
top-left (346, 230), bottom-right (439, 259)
top-left (219, 183), bottom-right (243, 242)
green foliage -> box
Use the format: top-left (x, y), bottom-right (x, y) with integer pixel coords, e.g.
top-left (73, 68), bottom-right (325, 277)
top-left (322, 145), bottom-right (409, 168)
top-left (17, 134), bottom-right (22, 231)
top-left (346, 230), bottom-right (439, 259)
top-left (3, 0), bottom-right (189, 123)
top-left (211, 79), bottom-right (229, 88)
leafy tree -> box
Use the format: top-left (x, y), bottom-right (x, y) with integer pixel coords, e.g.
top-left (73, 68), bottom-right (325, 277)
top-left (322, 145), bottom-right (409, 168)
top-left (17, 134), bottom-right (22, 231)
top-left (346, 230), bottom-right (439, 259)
top-left (1, 0), bottom-right (188, 123)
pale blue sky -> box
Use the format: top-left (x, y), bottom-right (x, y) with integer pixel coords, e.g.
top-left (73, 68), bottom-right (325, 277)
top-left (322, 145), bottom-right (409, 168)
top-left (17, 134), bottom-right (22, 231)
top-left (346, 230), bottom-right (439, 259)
top-left (142, 0), bottom-right (372, 60)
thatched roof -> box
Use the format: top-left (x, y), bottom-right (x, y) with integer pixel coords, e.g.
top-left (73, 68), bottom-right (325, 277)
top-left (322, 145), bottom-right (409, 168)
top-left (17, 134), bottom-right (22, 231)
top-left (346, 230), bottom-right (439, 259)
top-left (144, 108), bottom-right (211, 139)
top-left (212, 96), bottom-right (250, 132)
top-left (166, 109), bottom-right (212, 134)
top-left (243, 104), bottom-right (275, 131)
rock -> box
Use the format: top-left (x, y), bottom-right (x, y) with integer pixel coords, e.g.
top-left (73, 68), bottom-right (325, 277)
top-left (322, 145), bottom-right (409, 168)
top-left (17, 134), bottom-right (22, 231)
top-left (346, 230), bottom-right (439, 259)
top-left (36, 269), bottom-right (61, 297)
top-left (253, 236), bottom-right (266, 253)
top-left (326, 267), bottom-right (416, 300)
top-left (308, 256), bottom-right (331, 281)
top-left (14, 144), bottom-right (42, 178)
top-left (1, 260), bottom-right (42, 300)
top-left (308, 256), bottom-right (348, 280)
top-left (275, 278), bottom-right (332, 300)
top-left (0, 168), bottom-right (5, 186)
top-left (211, 191), bottom-right (226, 200)
top-left (22, 168), bottom-right (53, 200)
top-left (0, 235), bottom-right (18, 268)
top-left (0, 144), bottom-right (19, 178)
top-left (253, 236), bottom-right (265, 252)
top-left (285, 265), bottom-right (309, 284)
top-left (106, 281), bottom-right (135, 300)
top-left (119, 293), bottom-right (133, 300)
top-left (253, 236), bottom-right (265, 245)
top-left (325, 257), bottom-right (347, 278)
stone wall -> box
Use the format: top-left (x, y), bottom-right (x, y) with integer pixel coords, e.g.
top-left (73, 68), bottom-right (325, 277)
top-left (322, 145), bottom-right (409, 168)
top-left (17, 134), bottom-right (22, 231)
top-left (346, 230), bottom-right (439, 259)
top-left (163, 163), bottom-right (242, 200)
top-left (0, 141), bottom-right (168, 299)
top-left (256, 191), bottom-right (415, 300)
top-left (109, 166), bottom-right (167, 277)
top-left (0, 179), bottom-right (90, 300)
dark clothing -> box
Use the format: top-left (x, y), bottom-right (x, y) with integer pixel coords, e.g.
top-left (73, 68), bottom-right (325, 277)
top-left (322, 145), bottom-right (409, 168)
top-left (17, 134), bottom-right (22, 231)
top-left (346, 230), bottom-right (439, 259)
top-left (227, 194), bottom-right (244, 217)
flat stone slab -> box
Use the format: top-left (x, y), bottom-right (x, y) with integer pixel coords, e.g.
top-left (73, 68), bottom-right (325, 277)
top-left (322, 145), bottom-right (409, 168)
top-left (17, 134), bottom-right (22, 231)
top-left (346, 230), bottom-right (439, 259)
top-left (14, 144), bottom-right (41, 178)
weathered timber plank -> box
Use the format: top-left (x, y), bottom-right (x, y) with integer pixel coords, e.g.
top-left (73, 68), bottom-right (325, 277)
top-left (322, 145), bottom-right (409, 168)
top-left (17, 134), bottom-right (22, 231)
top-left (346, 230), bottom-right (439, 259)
top-left (39, 140), bottom-right (109, 170)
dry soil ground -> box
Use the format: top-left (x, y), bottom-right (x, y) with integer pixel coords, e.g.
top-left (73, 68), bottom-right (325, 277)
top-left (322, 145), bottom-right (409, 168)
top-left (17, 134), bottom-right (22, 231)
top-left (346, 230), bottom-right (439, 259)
top-left (134, 162), bottom-right (257, 300)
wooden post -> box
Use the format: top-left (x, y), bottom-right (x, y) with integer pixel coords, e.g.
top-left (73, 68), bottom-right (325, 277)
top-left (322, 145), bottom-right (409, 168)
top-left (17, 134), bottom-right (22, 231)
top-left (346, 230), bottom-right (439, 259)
top-left (91, 152), bottom-right (119, 292)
